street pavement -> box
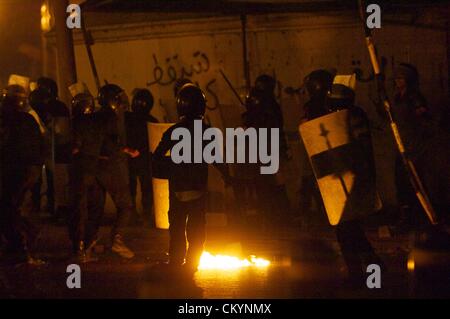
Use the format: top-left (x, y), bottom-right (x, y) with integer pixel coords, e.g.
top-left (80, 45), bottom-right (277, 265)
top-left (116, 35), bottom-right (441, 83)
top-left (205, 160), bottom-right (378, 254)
top-left (0, 219), bottom-right (449, 299)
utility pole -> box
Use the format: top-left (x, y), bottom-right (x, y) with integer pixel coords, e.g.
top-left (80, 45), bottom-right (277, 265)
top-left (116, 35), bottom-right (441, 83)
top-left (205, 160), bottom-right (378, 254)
top-left (50, 0), bottom-right (77, 105)
top-left (241, 14), bottom-right (250, 92)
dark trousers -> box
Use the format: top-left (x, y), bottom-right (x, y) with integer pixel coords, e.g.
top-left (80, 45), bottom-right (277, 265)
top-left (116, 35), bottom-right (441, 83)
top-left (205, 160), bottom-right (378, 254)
top-left (299, 174), bottom-right (325, 223)
top-left (129, 167), bottom-right (153, 218)
top-left (394, 156), bottom-right (430, 227)
top-left (97, 159), bottom-right (132, 236)
top-left (335, 220), bottom-right (380, 279)
top-left (31, 166), bottom-right (55, 216)
top-left (168, 193), bottom-right (206, 267)
top-left (0, 165), bottom-right (41, 253)
top-left (254, 175), bottom-right (287, 224)
top-left (69, 169), bottom-right (105, 249)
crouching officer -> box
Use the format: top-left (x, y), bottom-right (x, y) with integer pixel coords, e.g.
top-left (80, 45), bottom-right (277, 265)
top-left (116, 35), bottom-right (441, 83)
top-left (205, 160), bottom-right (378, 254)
top-left (69, 92), bottom-right (105, 261)
top-left (153, 83), bottom-right (231, 274)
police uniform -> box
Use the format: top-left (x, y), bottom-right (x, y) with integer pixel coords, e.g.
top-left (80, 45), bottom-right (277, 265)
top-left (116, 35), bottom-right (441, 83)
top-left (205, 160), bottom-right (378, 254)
top-left (154, 119), bottom-right (209, 268)
top-left (69, 96), bottom-right (105, 255)
top-left (300, 83), bottom-right (383, 284)
top-left (96, 106), bottom-right (133, 237)
top-left (243, 86), bottom-right (289, 225)
top-left (0, 90), bottom-right (44, 259)
top-left (153, 84), bottom-right (229, 272)
top-left (125, 89), bottom-right (158, 225)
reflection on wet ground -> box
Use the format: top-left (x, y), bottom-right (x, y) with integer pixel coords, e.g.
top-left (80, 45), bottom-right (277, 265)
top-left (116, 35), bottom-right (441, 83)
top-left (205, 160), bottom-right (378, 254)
top-left (0, 223), bottom-right (449, 298)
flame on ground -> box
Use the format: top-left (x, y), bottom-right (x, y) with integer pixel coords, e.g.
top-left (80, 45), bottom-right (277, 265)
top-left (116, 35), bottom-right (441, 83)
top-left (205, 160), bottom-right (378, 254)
top-left (198, 251), bottom-right (270, 270)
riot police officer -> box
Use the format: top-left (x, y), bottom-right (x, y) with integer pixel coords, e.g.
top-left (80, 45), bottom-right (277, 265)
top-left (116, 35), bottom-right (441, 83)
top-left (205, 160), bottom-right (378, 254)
top-left (0, 85), bottom-right (45, 265)
top-left (301, 69), bottom-right (334, 121)
top-left (253, 75), bottom-right (290, 223)
top-left (68, 93), bottom-right (105, 261)
top-left (28, 87), bottom-right (52, 216)
top-left (125, 89), bottom-right (158, 226)
top-left (298, 69), bottom-right (334, 226)
top-left (30, 77), bottom-right (71, 221)
top-left (96, 84), bottom-right (137, 259)
top-left (153, 83), bottom-right (230, 274)
top-left (254, 74), bottom-right (288, 157)
top-left (326, 84), bottom-right (383, 285)
top-left (242, 87), bottom-right (287, 226)
top-left (391, 64), bottom-right (434, 227)
top-left (243, 78), bottom-right (290, 224)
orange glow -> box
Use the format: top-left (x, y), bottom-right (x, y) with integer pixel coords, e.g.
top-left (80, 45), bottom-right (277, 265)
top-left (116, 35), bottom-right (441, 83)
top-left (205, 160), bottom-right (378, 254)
top-left (198, 251), bottom-right (270, 270)
top-left (40, 3), bottom-right (51, 32)
top-left (407, 258), bottom-right (415, 272)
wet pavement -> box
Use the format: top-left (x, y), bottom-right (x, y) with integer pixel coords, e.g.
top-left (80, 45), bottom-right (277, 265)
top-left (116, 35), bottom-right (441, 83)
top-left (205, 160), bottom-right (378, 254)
top-left (1, 220), bottom-right (449, 299)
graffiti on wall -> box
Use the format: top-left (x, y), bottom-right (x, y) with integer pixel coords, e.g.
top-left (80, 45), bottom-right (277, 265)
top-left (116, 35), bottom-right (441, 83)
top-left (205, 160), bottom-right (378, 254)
top-left (146, 51), bottom-right (219, 111)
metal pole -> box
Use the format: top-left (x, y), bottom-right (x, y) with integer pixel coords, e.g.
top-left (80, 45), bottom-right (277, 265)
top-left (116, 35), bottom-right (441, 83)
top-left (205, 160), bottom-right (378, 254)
top-left (358, 0), bottom-right (438, 225)
top-left (81, 10), bottom-right (101, 91)
top-left (219, 69), bottom-right (245, 107)
top-left (446, 16), bottom-right (450, 98)
top-left (50, 0), bottom-right (77, 105)
top-left (41, 33), bottom-right (48, 77)
top-left (241, 14), bottom-right (250, 91)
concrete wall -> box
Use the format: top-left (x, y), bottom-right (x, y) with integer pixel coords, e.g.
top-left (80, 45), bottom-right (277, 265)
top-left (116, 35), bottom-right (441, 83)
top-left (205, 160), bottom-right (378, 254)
top-left (69, 11), bottom-right (448, 214)
top-left (0, 0), bottom-right (42, 88)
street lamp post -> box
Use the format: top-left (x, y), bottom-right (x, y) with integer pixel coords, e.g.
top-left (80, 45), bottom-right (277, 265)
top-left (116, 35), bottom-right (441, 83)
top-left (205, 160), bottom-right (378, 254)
top-left (40, 2), bottom-right (51, 76)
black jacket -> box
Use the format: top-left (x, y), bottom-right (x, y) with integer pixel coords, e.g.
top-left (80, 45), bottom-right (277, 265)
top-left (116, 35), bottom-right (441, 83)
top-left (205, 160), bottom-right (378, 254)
top-left (242, 97), bottom-right (288, 158)
top-left (125, 111), bottom-right (158, 173)
top-left (153, 119), bottom-right (209, 193)
top-left (96, 108), bottom-right (126, 161)
top-left (2, 111), bottom-right (44, 169)
top-left (72, 113), bottom-right (105, 175)
top-left (48, 99), bottom-right (71, 164)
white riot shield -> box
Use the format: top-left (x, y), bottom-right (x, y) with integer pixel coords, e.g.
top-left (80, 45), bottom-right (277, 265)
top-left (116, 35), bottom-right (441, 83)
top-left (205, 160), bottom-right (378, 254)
top-left (299, 109), bottom-right (382, 225)
top-left (148, 122), bottom-right (174, 229)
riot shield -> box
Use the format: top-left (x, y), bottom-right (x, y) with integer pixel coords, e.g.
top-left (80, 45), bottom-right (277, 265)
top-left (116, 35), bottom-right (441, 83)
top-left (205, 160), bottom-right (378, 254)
top-left (148, 122), bottom-right (174, 229)
top-left (299, 109), bottom-right (382, 225)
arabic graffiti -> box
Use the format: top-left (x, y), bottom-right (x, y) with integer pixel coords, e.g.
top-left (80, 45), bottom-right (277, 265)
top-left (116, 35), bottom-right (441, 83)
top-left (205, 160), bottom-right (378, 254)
top-left (205, 78), bottom-right (219, 110)
top-left (146, 51), bottom-right (218, 111)
top-left (146, 51), bottom-right (211, 87)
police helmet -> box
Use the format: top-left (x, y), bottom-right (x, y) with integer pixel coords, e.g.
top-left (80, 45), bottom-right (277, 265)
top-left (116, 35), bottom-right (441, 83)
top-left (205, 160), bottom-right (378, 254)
top-left (304, 69), bottom-right (334, 99)
top-left (174, 78), bottom-right (192, 97)
top-left (132, 89), bottom-right (154, 115)
top-left (255, 74), bottom-right (276, 94)
top-left (29, 88), bottom-right (52, 120)
top-left (37, 77), bottom-right (58, 99)
top-left (72, 93), bottom-right (95, 118)
top-left (326, 84), bottom-right (355, 112)
top-left (97, 84), bottom-right (124, 110)
top-left (176, 83), bottom-right (206, 119)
